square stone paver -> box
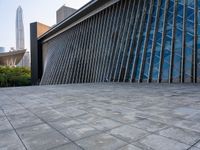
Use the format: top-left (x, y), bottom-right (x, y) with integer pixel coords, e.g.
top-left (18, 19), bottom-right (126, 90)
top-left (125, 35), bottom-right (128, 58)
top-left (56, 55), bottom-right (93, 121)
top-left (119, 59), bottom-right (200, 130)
top-left (90, 118), bottom-right (122, 131)
top-left (109, 125), bottom-right (149, 143)
top-left (135, 134), bottom-right (190, 150)
top-left (0, 83), bottom-right (200, 150)
top-left (31, 107), bottom-right (67, 122)
top-left (76, 133), bottom-right (127, 150)
top-left (158, 127), bottom-right (200, 146)
top-left (76, 113), bottom-right (103, 124)
top-left (48, 118), bottom-right (82, 130)
top-left (49, 142), bottom-right (82, 150)
top-left (118, 144), bottom-right (142, 150)
top-left (55, 107), bottom-right (87, 118)
top-left (0, 116), bottom-right (13, 132)
top-left (0, 130), bottom-right (26, 150)
top-left (7, 112), bottom-right (43, 129)
top-left (17, 123), bottom-right (70, 150)
top-left (131, 119), bottom-right (168, 132)
top-left (60, 124), bottom-right (101, 141)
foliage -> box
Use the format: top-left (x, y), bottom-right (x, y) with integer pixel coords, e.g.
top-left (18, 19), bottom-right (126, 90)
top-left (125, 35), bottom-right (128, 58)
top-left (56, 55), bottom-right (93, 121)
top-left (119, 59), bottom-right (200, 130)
top-left (0, 66), bottom-right (31, 87)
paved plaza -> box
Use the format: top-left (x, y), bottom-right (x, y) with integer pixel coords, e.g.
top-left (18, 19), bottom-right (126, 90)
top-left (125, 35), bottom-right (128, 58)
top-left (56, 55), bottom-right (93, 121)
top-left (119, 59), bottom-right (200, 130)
top-left (0, 83), bottom-right (200, 150)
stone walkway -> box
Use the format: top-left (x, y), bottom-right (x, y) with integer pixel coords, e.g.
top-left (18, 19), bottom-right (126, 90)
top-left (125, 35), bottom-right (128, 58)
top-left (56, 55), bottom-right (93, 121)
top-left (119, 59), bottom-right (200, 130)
top-left (0, 83), bottom-right (200, 150)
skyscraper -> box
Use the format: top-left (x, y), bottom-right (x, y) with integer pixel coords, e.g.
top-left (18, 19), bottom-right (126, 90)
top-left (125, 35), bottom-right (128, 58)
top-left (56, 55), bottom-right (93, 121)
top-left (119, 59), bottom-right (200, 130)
top-left (16, 6), bottom-right (24, 50)
top-left (16, 6), bottom-right (30, 67)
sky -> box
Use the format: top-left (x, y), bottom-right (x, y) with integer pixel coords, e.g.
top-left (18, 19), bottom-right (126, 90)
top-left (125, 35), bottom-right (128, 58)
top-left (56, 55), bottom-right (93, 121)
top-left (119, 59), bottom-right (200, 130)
top-left (0, 0), bottom-right (90, 51)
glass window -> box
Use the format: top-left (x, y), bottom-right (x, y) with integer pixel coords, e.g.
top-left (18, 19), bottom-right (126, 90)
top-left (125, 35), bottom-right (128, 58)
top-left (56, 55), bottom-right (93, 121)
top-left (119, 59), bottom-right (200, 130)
top-left (184, 2), bottom-right (194, 82)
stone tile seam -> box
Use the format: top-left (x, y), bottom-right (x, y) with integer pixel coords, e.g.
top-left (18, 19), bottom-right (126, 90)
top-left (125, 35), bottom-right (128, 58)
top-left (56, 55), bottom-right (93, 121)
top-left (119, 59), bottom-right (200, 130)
top-left (187, 139), bottom-right (200, 150)
top-left (8, 97), bottom-right (86, 150)
top-left (0, 108), bottom-right (28, 150)
top-left (35, 102), bottom-right (196, 147)
top-left (128, 124), bottom-right (199, 148)
top-left (24, 108), bottom-right (85, 150)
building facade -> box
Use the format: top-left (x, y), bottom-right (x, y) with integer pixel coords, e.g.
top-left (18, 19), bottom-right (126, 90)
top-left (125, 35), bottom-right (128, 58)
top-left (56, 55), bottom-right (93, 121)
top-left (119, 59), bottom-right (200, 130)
top-left (31, 0), bottom-right (200, 85)
top-left (0, 49), bottom-right (26, 66)
top-left (56, 5), bottom-right (76, 24)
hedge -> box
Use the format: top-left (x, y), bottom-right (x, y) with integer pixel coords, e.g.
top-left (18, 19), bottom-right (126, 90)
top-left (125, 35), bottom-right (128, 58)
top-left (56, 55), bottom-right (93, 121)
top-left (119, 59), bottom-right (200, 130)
top-left (0, 66), bottom-right (31, 87)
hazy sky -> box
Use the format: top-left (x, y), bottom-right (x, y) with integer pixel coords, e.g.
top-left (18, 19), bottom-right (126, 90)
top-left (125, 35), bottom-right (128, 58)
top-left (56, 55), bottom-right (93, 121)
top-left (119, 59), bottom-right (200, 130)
top-left (0, 0), bottom-right (90, 51)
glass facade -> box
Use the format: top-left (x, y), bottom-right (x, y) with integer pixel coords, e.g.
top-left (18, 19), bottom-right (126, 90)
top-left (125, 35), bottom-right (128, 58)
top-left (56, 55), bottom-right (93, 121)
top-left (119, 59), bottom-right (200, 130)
top-left (39, 0), bottom-right (200, 85)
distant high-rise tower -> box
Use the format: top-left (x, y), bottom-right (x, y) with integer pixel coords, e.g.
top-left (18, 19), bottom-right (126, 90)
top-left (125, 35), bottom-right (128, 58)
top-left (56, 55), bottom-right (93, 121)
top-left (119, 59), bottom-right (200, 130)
top-left (16, 6), bottom-right (24, 50)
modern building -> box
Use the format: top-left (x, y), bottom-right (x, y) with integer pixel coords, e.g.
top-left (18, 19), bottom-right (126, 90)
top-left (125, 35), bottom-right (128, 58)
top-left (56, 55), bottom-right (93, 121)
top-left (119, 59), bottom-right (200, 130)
top-left (31, 0), bottom-right (200, 85)
top-left (18, 51), bottom-right (30, 67)
top-left (16, 6), bottom-right (30, 67)
top-left (16, 6), bottom-right (24, 50)
top-left (56, 5), bottom-right (76, 24)
top-left (0, 49), bottom-right (26, 66)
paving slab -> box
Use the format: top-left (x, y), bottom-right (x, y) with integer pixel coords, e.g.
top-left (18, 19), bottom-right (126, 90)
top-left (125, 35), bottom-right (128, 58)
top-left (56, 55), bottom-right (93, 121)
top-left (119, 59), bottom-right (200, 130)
top-left (17, 124), bottom-right (70, 150)
top-left (158, 126), bottom-right (200, 145)
top-left (0, 130), bottom-right (26, 150)
top-left (0, 83), bottom-right (200, 150)
top-left (131, 119), bottom-right (168, 132)
top-left (60, 124), bottom-right (101, 141)
top-left (109, 125), bottom-right (149, 143)
top-left (135, 134), bottom-right (190, 150)
top-left (7, 112), bottom-right (43, 129)
top-left (118, 144), bottom-right (142, 150)
top-left (76, 133), bottom-right (127, 150)
top-left (90, 118), bottom-right (122, 131)
top-left (48, 118), bottom-right (83, 130)
top-left (0, 116), bottom-right (13, 132)
top-left (49, 142), bottom-right (82, 150)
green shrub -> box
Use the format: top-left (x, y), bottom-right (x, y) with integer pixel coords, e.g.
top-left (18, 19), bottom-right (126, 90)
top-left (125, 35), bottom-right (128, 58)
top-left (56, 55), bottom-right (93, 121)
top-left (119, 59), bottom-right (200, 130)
top-left (0, 66), bottom-right (31, 87)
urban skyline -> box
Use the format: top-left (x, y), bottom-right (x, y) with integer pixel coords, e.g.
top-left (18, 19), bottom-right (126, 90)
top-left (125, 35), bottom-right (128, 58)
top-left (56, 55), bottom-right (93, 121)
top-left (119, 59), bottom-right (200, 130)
top-left (0, 0), bottom-right (90, 51)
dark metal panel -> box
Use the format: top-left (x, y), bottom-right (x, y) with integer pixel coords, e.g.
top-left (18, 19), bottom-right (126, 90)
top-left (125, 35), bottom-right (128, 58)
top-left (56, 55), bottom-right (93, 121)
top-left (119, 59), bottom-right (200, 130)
top-left (93, 11), bottom-right (106, 82)
top-left (71, 23), bottom-right (85, 83)
top-left (96, 8), bottom-right (111, 82)
top-left (74, 22), bottom-right (87, 83)
top-left (118, 0), bottom-right (137, 82)
top-left (113, 0), bottom-right (132, 82)
top-left (99, 6), bottom-right (115, 82)
top-left (65, 27), bottom-right (80, 84)
top-left (100, 5), bottom-right (116, 82)
top-left (79, 19), bottom-right (91, 83)
top-left (84, 16), bottom-right (96, 83)
top-left (109, 0), bottom-right (128, 82)
top-left (91, 13), bottom-right (102, 82)
top-left (106, 0), bottom-right (124, 81)
top-left (70, 25), bottom-right (84, 83)
top-left (123, 0), bottom-right (143, 82)
top-left (87, 15), bottom-right (98, 83)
